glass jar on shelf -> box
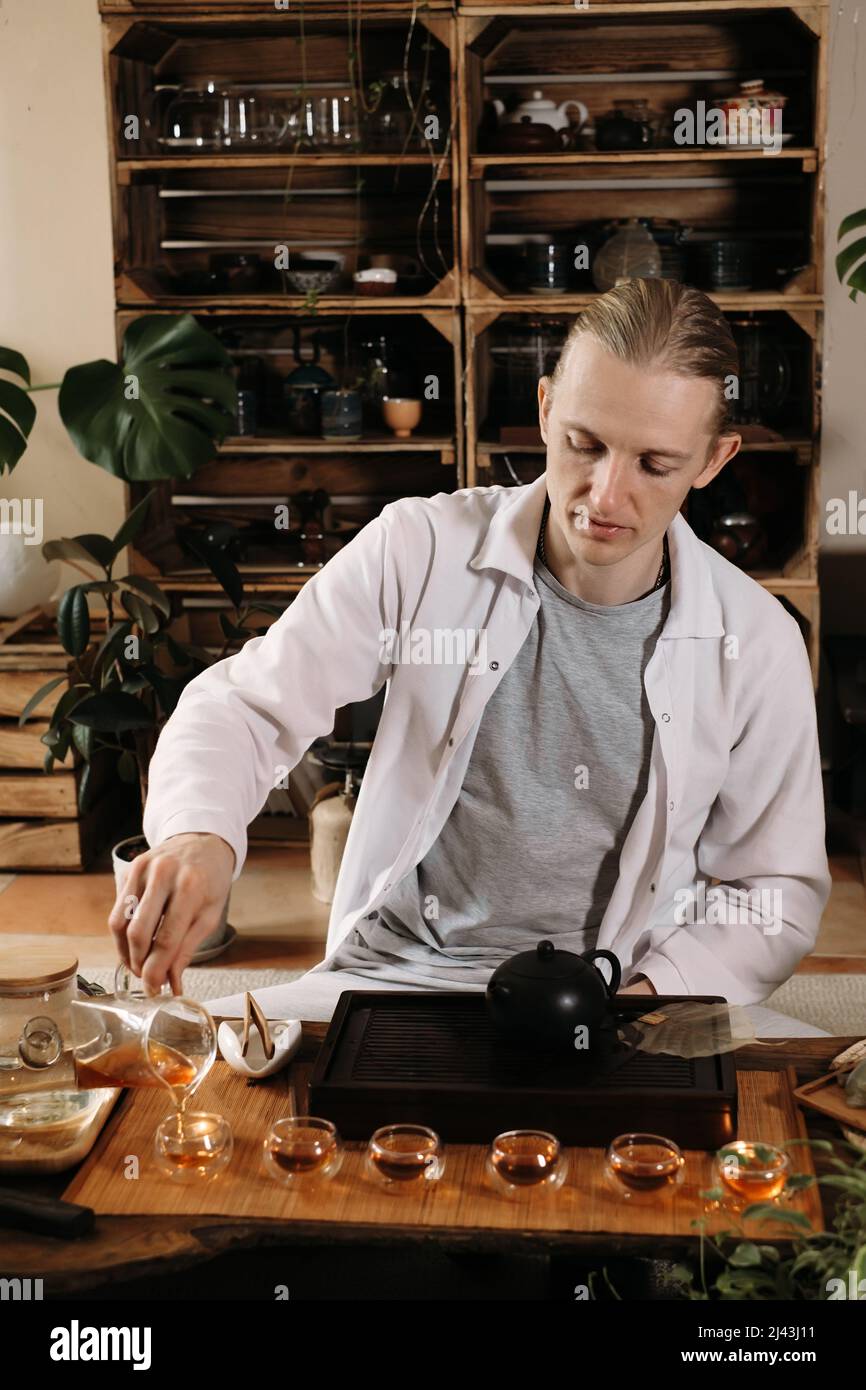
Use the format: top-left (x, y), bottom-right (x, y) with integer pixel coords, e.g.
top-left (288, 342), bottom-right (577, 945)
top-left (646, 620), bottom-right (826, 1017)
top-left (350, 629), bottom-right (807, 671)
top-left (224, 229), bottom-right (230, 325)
top-left (363, 74), bottom-right (443, 152)
top-left (314, 93), bottom-right (362, 149)
top-left (592, 218), bottom-right (662, 292)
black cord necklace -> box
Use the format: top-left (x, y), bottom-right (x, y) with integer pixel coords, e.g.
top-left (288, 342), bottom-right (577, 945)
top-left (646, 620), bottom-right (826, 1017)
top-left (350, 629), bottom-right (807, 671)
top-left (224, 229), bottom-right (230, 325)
top-left (536, 496), bottom-right (669, 596)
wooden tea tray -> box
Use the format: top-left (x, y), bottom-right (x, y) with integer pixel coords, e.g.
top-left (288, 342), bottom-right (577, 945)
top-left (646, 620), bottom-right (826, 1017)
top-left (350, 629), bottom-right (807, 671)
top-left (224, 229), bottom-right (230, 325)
top-left (0, 1089), bottom-right (120, 1175)
top-left (62, 1060), bottom-right (823, 1239)
top-left (794, 1070), bottom-right (866, 1133)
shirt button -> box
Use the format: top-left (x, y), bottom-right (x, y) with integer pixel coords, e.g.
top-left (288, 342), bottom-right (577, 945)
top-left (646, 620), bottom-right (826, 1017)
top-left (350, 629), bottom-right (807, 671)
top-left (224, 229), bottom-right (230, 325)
top-left (650, 883), bottom-right (656, 892)
top-left (668, 800), bottom-right (675, 811)
top-left (490, 661), bottom-right (499, 671)
top-left (661, 713), bottom-right (671, 723)
top-left (448, 737), bottom-right (454, 746)
top-left (384, 882), bottom-right (392, 892)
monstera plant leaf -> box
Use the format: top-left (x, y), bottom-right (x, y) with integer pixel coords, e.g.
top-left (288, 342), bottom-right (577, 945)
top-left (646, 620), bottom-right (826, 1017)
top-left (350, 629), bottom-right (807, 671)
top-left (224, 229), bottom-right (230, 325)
top-left (58, 314), bottom-right (237, 481)
top-left (0, 348), bottom-right (36, 473)
top-left (836, 209), bottom-right (866, 301)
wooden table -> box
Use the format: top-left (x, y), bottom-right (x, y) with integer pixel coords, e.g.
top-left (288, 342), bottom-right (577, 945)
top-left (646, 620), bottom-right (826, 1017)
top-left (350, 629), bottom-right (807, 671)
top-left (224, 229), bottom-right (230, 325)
top-left (1, 1030), bottom-right (860, 1298)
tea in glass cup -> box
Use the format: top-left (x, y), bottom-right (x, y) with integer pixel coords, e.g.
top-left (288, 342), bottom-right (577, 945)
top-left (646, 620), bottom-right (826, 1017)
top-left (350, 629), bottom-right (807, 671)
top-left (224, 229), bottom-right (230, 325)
top-left (154, 1111), bottom-right (233, 1183)
top-left (263, 1116), bottom-right (343, 1186)
top-left (714, 1141), bottom-right (789, 1204)
top-left (605, 1133), bottom-right (685, 1198)
top-left (365, 1124), bottom-right (444, 1189)
top-left (486, 1130), bottom-right (567, 1196)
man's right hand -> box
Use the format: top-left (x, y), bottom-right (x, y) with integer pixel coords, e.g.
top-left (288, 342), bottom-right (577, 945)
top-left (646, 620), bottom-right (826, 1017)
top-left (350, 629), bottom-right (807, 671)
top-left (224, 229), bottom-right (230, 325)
top-left (108, 832), bottom-right (236, 995)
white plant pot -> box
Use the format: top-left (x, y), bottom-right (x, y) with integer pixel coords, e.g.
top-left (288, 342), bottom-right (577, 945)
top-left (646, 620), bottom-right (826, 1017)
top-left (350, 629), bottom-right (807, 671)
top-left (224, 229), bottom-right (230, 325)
top-left (111, 835), bottom-right (232, 960)
top-left (0, 530), bottom-right (58, 617)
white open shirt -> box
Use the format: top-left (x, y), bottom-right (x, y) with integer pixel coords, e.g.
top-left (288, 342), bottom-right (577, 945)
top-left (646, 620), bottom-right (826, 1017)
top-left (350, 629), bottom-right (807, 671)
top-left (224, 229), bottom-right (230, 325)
top-left (143, 472), bottom-right (831, 1006)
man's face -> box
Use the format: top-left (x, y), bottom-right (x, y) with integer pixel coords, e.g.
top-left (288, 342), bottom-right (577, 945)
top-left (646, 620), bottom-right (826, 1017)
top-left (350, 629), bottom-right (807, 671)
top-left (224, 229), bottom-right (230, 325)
top-left (538, 335), bottom-right (741, 567)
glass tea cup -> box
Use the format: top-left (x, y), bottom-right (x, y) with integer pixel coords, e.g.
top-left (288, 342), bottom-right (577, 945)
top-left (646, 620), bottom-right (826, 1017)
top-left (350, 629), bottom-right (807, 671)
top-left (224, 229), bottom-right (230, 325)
top-left (364, 1124), bottom-right (445, 1190)
top-left (263, 1116), bottom-right (343, 1187)
top-left (713, 1141), bottom-right (789, 1206)
top-left (154, 1111), bottom-right (233, 1183)
top-left (486, 1129), bottom-right (567, 1197)
top-left (605, 1132), bottom-right (685, 1199)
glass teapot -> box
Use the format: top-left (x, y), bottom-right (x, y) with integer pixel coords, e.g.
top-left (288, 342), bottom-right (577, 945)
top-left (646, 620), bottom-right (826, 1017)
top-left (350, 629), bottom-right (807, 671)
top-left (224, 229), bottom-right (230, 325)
top-left (0, 963), bottom-right (216, 1105)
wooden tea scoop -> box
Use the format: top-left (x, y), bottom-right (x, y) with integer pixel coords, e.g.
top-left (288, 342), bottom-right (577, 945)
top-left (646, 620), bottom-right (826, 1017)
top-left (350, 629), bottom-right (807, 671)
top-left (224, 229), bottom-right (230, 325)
top-left (241, 991), bottom-right (275, 1061)
top-left (217, 992), bottom-right (302, 1078)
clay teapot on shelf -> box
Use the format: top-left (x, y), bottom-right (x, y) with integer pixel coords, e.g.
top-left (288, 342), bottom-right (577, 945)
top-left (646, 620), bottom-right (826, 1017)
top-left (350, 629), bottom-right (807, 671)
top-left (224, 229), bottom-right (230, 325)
top-left (488, 89), bottom-right (588, 153)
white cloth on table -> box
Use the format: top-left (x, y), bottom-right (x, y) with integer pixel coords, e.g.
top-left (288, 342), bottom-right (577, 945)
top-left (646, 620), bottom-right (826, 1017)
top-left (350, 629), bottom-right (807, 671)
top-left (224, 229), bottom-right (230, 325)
top-left (204, 961), bottom-right (830, 1036)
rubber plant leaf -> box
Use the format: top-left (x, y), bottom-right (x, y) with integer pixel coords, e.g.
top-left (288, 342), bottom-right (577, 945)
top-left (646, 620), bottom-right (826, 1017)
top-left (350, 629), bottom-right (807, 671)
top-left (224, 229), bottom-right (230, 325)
top-left (18, 675), bottom-right (67, 726)
top-left (179, 530), bottom-right (244, 608)
top-left (67, 692), bottom-right (155, 733)
top-left (57, 314), bottom-right (238, 482)
top-left (57, 585), bottom-right (91, 657)
top-left (43, 537), bottom-right (113, 568)
top-left (120, 574), bottom-right (171, 618)
top-left (112, 492), bottom-right (151, 553)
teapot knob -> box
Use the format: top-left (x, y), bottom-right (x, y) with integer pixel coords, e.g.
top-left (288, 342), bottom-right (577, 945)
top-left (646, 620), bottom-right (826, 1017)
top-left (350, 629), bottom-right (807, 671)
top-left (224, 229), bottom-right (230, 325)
top-left (536, 940), bottom-right (555, 959)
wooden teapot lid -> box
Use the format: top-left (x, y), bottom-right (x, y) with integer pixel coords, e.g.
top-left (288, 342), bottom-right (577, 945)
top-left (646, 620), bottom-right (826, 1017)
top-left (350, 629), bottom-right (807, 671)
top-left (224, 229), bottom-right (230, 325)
top-left (0, 944), bottom-right (78, 989)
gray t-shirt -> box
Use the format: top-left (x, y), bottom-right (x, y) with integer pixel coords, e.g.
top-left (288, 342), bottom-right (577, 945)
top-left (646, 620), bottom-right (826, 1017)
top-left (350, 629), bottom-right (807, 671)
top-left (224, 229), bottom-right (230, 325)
top-left (323, 554), bottom-right (670, 985)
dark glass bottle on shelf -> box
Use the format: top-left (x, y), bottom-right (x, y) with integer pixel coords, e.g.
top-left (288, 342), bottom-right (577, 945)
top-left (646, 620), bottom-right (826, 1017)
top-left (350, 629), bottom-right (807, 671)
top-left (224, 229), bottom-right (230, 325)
top-left (353, 333), bottom-right (393, 430)
top-left (235, 354), bottom-right (265, 436)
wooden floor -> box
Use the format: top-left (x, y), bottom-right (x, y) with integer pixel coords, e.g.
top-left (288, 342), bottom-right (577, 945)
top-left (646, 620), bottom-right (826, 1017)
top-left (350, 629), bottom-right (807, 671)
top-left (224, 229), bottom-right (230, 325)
top-left (0, 843), bottom-right (862, 975)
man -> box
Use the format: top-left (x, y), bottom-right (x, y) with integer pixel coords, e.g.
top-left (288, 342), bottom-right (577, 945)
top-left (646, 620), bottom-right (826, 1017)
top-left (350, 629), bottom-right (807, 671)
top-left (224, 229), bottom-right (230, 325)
top-left (112, 278), bottom-right (831, 1034)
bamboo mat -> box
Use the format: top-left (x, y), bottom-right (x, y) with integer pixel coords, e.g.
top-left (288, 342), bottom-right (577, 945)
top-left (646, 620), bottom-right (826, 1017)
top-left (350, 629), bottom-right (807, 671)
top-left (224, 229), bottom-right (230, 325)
top-left (63, 1060), bottom-right (823, 1237)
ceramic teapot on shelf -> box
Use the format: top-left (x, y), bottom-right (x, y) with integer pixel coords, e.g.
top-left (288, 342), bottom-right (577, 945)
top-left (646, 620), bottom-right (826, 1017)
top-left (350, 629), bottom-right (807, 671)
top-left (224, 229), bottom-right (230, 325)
top-left (594, 100), bottom-right (656, 151)
top-left (486, 940), bottom-right (622, 1053)
top-left (492, 89), bottom-right (588, 148)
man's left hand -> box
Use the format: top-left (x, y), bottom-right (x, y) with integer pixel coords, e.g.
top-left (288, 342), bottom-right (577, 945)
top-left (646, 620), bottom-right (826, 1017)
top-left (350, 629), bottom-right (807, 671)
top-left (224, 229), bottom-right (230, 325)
top-left (619, 975), bottom-right (656, 996)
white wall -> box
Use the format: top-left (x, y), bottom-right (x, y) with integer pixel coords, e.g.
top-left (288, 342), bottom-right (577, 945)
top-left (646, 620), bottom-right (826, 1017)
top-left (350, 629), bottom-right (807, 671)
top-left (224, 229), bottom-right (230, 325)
top-left (821, 0), bottom-right (866, 633)
top-left (0, 0), bottom-right (122, 591)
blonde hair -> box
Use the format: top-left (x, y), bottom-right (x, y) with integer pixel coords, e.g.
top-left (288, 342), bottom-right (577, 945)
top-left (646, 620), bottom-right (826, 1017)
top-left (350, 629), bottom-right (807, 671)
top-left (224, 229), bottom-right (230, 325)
top-left (546, 277), bottom-right (739, 437)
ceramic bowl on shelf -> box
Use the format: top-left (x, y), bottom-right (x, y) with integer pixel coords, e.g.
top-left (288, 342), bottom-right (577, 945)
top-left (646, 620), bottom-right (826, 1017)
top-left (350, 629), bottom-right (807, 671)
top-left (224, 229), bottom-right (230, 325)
top-left (285, 252), bottom-right (344, 294)
top-left (382, 396), bottom-right (422, 437)
top-left (354, 267), bottom-right (398, 296)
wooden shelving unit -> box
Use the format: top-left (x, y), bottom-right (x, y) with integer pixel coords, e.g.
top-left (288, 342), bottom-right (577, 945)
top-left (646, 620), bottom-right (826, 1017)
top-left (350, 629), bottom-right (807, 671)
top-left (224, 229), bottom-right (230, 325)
top-left (99, 0), bottom-right (826, 682)
top-left (100, 3), bottom-right (463, 601)
top-left (456, 0), bottom-right (826, 682)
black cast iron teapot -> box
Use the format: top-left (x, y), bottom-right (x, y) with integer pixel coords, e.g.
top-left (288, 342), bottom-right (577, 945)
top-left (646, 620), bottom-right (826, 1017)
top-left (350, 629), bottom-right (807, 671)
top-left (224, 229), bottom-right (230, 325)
top-left (486, 941), bottom-right (622, 1053)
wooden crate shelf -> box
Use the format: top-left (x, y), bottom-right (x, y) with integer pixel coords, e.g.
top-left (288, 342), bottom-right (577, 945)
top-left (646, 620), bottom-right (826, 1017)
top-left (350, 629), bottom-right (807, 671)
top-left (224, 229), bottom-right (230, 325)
top-left (100, 3), bottom-right (455, 12)
top-left (0, 610), bottom-right (138, 870)
top-left (158, 573), bottom-right (313, 595)
top-left (470, 148), bottom-right (820, 171)
top-left (103, 10), bottom-right (458, 285)
top-left (457, 7), bottom-right (826, 310)
top-left (206, 437), bottom-right (457, 468)
top-left (466, 287), bottom-right (823, 311)
top-left (458, 3), bottom-right (825, 9)
top-left (118, 154), bottom-right (452, 172)
top-left (116, 266), bottom-right (461, 310)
